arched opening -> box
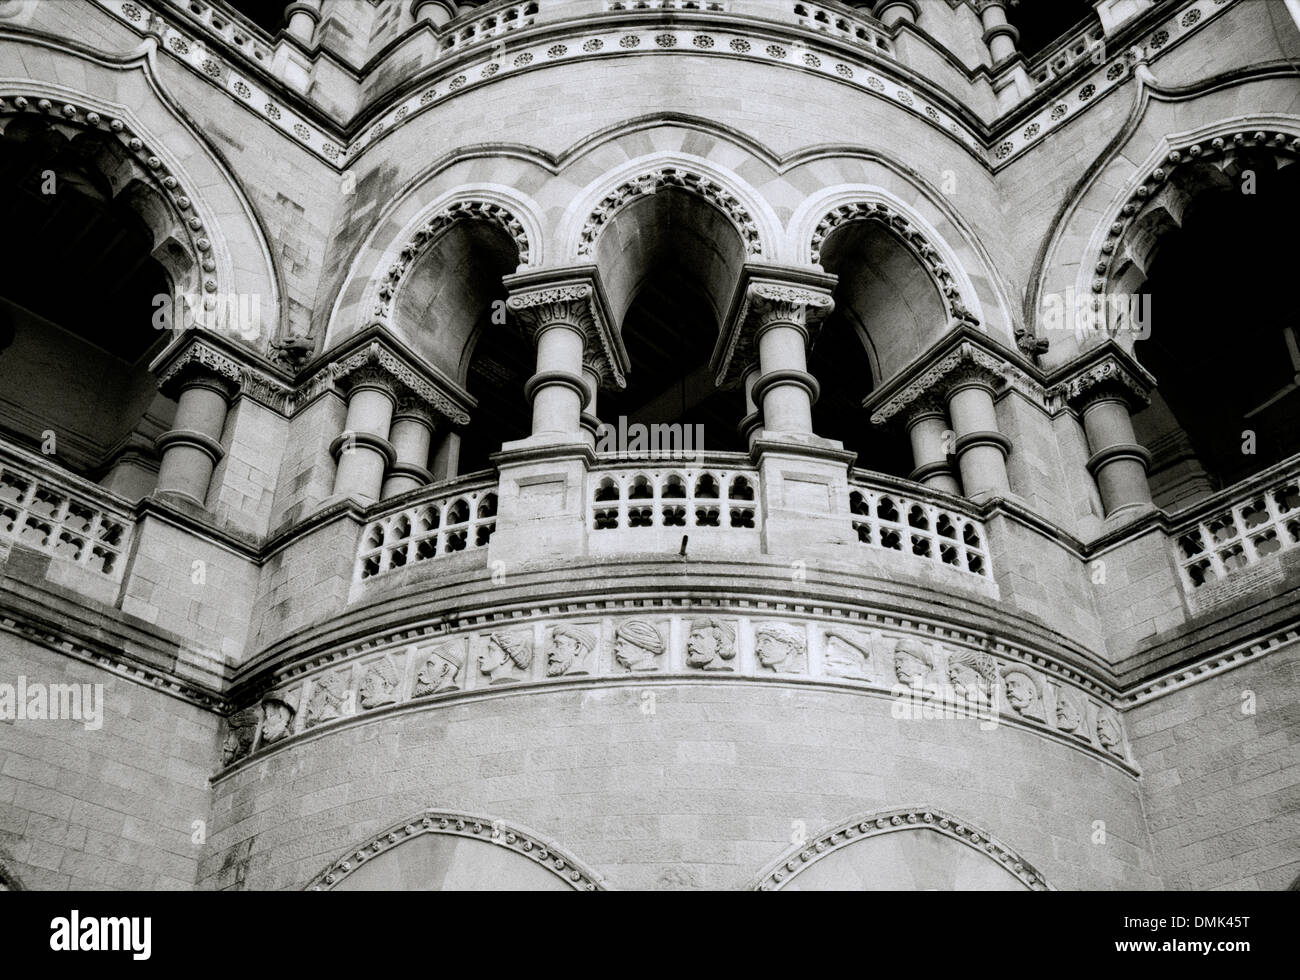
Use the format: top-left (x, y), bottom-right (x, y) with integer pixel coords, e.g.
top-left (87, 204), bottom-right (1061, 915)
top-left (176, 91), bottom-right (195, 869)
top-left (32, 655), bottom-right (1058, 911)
top-left (306, 810), bottom-right (602, 891)
top-left (1125, 152), bottom-right (1300, 508)
top-left (754, 808), bottom-right (1046, 891)
top-left (393, 219), bottom-right (528, 476)
top-left (592, 187), bottom-right (749, 454)
top-left (816, 219), bottom-right (945, 475)
top-left (0, 116), bottom-right (180, 499)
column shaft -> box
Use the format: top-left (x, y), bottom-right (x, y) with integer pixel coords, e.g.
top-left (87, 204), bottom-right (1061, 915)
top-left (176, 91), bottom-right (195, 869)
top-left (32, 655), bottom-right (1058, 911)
top-left (155, 377), bottom-right (231, 505)
top-left (1082, 395), bottom-right (1153, 516)
top-left (947, 377), bottom-right (1011, 499)
top-left (332, 380), bottom-right (396, 502)
top-left (906, 408), bottom-right (961, 495)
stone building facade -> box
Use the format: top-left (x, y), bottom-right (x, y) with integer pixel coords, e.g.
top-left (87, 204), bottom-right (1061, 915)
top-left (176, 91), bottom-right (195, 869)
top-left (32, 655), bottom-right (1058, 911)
top-left (0, 0), bottom-right (1297, 890)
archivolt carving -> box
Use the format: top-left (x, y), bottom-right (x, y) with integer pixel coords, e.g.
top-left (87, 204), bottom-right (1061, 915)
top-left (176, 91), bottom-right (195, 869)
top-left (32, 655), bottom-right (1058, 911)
top-left (752, 807), bottom-right (1051, 891)
top-left (305, 809), bottom-right (604, 891)
top-left (374, 200), bottom-right (530, 320)
top-left (810, 201), bottom-right (971, 319)
top-left (0, 93), bottom-right (218, 303)
top-left (577, 166), bottom-right (764, 257)
top-left (1091, 129), bottom-right (1300, 295)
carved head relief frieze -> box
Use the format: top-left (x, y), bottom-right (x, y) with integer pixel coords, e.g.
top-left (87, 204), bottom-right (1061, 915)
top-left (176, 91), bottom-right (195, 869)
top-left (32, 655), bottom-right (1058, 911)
top-left (947, 650), bottom-right (997, 707)
top-left (823, 629), bottom-right (876, 681)
top-left (1096, 709), bottom-right (1125, 757)
top-left (412, 642), bottom-right (464, 697)
top-left (479, 631), bottom-right (533, 685)
top-left (1002, 669), bottom-right (1046, 722)
top-left (613, 620), bottom-right (666, 672)
top-left (686, 618), bottom-right (737, 672)
top-left (755, 623), bottom-right (807, 674)
top-left (260, 695), bottom-right (295, 743)
top-left (893, 637), bottom-right (935, 688)
top-left (547, 625), bottom-right (597, 677)
top-left (1054, 687), bottom-right (1084, 736)
top-left (222, 707), bottom-right (260, 765)
top-left (306, 671), bottom-right (350, 727)
top-left (358, 656), bottom-right (401, 710)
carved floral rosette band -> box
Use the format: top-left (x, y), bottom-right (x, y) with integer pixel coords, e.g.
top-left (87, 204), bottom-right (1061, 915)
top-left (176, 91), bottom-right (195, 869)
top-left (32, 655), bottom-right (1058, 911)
top-left (221, 613), bottom-right (1134, 772)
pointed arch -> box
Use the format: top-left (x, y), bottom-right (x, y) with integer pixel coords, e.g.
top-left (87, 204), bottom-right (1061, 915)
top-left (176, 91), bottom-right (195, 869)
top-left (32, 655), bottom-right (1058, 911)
top-left (750, 806), bottom-right (1050, 891)
top-left (304, 808), bottom-right (605, 891)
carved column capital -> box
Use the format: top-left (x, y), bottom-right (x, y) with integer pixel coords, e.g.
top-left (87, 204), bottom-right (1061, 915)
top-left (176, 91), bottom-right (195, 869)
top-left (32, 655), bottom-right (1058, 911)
top-left (1054, 351), bottom-right (1154, 414)
top-left (504, 269), bottom-right (628, 392)
top-left (318, 337), bottom-right (472, 426)
top-left (153, 335), bottom-right (244, 401)
top-left (868, 339), bottom-right (1011, 426)
top-left (713, 268), bottom-right (838, 388)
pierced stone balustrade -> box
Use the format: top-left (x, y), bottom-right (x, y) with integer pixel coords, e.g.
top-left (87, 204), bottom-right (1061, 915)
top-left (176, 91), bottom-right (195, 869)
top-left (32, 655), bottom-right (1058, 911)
top-left (438, 1), bottom-right (539, 55)
top-left (1173, 460), bottom-right (1300, 593)
top-left (1027, 21), bottom-right (1105, 87)
top-left (848, 473), bottom-right (992, 579)
top-left (792, 1), bottom-right (893, 55)
top-left (0, 448), bottom-right (133, 578)
top-left (588, 457), bottom-right (760, 552)
top-left (165, 0), bottom-right (275, 63)
top-left (356, 478), bottom-right (498, 581)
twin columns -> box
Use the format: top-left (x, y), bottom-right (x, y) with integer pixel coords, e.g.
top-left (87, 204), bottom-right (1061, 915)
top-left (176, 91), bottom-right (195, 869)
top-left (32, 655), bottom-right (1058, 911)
top-left (149, 286), bottom-right (1154, 522)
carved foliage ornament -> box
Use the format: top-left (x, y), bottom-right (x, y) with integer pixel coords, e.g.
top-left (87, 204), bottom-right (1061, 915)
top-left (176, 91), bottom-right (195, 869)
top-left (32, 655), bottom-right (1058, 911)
top-left (810, 201), bottom-right (971, 320)
top-left (577, 167), bottom-right (763, 258)
top-left (506, 283), bottom-right (626, 389)
top-left (716, 280), bottom-right (835, 386)
top-left (375, 200), bottom-right (530, 320)
top-left (326, 340), bottom-right (471, 425)
top-left (870, 340), bottom-right (1010, 425)
top-left (1054, 354), bottom-right (1152, 410)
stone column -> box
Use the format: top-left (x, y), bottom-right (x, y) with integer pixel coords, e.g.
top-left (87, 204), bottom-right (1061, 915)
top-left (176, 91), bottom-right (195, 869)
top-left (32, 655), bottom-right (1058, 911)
top-left (1080, 393), bottom-right (1153, 517)
top-left (873, 0), bottom-right (919, 25)
top-left (507, 287), bottom-right (606, 447)
top-left (747, 285), bottom-right (833, 440)
top-left (410, 0), bottom-right (456, 27)
top-left (905, 398), bottom-right (961, 495)
top-left (946, 366), bottom-right (1011, 500)
top-left (580, 357), bottom-right (602, 450)
top-left (738, 362), bottom-right (762, 449)
top-left (430, 429), bottom-right (461, 481)
top-left (284, 1), bottom-right (322, 43)
top-left (331, 369), bottom-right (397, 503)
top-left (381, 400), bottom-right (435, 499)
top-left (155, 373), bottom-right (234, 505)
top-left (977, 0), bottom-right (1020, 62)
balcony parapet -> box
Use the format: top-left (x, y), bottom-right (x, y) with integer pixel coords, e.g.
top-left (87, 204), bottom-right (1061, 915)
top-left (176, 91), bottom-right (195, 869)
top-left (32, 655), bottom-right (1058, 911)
top-left (1171, 455), bottom-right (1300, 602)
top-left (0, 443), bottom-right (133, 580)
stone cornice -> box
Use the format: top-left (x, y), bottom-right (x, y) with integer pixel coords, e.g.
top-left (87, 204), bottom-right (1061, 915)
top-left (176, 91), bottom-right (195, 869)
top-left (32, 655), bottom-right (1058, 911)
top-left (713, 265), bottom-right (839, 388)
top-left (863, 322), bottom-right (1049, 425)
top-left (503, 266), bottom-right (629, 391)
top-left (150, 330), bottom-right (292, 407)
top-left (307, 327), bottom-right (474, 426)
top-left (1046, 341), bottom-right (1155, 412)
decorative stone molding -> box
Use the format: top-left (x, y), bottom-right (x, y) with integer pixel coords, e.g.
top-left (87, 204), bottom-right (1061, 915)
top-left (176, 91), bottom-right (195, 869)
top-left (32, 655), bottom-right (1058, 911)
top-left (305, 809), bottom-right (603, 891)
top-left (1090, 128), bottom-right (1300, 294)
top-left (577, 166), bottom-right (764, 258)
top-left (809, 201), bottom-right (972, 320)
top-left (868, 338), bottom-right (1010, 425)
top-left (0, 89), bottom-right (220, 301)
top-left (752, 807), bottom-right (1051, 890)
top-left (505, 274), bottom-right (628, 390)
top-left (373, 200), bottom-right (530, 321)
top-left (714, 274), bottom-right (836, 387)
top-left (320, 339), bottom-right (472, 426)
top-left (990, 0), bottom-right (1240, 166)
top-left (152, 333), bottom-right (297, 414)
top-left (1051, 348), bottom-right (1154, 412)
top-left (219, 607), bottom-right (1137, 774)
